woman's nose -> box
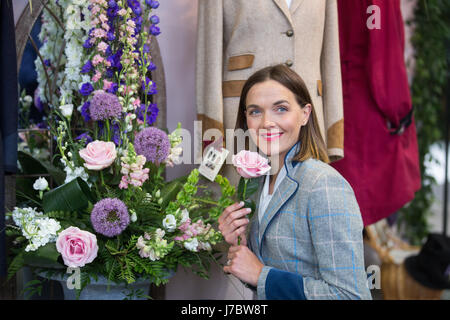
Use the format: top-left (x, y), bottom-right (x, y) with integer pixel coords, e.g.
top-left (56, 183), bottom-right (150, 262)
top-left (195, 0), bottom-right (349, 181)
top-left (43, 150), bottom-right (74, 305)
top-left (262, 113), bottom-right (276, 128)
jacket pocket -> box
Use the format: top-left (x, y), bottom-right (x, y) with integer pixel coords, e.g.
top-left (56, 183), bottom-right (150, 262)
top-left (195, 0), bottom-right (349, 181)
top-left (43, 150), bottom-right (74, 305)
top-left (227, 54), bottom-right (255, 71)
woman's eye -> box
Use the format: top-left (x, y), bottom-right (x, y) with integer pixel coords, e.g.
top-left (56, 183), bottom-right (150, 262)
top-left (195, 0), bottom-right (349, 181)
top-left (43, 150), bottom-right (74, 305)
top-left (276, 106), bottom-right (288, 112)
top-left (248, 109), bottom-right (261, 116)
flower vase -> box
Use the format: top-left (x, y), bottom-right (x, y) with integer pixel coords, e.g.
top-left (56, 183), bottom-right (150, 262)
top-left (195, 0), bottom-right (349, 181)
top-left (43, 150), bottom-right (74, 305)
top-left (37, 271), bottom-right (174, 300)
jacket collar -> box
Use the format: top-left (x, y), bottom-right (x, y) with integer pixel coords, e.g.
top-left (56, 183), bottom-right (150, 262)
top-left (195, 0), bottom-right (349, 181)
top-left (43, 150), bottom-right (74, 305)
top-left (273, 0), bottom-right (306, 26)
top-left (253, 141), bottom-right (302, 255)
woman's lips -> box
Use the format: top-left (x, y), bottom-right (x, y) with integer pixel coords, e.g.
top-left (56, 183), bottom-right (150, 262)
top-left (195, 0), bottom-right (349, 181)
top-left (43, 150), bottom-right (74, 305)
top-left (260, 132), bottom-right (284, 141)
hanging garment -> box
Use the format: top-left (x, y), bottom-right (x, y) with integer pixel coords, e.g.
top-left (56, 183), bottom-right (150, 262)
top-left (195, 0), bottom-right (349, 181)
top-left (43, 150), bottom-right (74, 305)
top-left (331, 0), bottom-right (421, 226)
top-left (0, 0), bottom-right (19, 277)
top-left (196, 0), bottom-right (344, 165)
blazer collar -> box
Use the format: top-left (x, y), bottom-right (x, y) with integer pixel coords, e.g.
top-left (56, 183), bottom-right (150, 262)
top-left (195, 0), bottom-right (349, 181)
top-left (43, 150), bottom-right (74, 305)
top-left (273, 0), bottom-right (306, 25)
top-left (257, 141), bottom-right (301, 253)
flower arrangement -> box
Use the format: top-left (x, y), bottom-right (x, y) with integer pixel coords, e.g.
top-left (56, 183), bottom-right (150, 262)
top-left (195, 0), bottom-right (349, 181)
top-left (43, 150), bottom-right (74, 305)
top-left (7, 0), bottom-right (235, 299)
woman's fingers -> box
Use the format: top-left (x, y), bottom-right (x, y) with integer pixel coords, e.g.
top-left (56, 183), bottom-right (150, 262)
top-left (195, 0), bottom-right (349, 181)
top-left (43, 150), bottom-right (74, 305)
top-left (219, 201), bottom-right (244, 224)
top-left (224, 207), bottom-right (252, 225)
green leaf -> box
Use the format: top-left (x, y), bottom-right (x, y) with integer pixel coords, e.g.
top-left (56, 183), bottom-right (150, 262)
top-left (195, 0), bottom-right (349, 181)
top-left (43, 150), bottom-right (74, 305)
top-left (160, 180), bottom-right (183, 208)
top-left (237, 177), bottom-right (259, 201)
top-left (42, 177), bottom-right (94, 213)
top-left (18, 151), bottom-right (47, 175)
top-left (23, 243), bottom-right (63, 269)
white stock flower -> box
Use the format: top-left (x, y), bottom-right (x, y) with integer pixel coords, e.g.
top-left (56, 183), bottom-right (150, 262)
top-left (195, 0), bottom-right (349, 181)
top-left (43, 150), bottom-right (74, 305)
top-left (33, 177), bottom-right (48, 191)
top-left (162, 214), bottom-right (177, 232)
top-left (180, 208), bottom-right (190, 224)
top-left (184, 238), bottom-right (199, 252)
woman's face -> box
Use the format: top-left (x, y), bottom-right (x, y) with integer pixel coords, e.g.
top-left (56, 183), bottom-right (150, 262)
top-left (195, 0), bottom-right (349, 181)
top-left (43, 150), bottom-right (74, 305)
top-left (245, 80), bottom-right (311, 158)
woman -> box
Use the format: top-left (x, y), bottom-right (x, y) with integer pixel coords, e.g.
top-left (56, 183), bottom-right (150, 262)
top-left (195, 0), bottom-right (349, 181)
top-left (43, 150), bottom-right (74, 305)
top-left (218, 64), bottom-right (372, 300)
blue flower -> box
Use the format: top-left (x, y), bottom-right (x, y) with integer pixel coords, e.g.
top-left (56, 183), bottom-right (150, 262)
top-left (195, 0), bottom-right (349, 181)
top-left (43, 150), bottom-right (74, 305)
top-left (150, 15), bottom-right (160, 24)
top-left (81, 60), bottom-right (93, 74)
top-left (137, 103), bottom-right (159, 125)
top-left (81, 101), bottom-right (91, 121)
top-left (148, 61), bottom-right (157, 71)
top-left (79, 83), bottom-right (94, 96)
top-left (75, 132), bottom-right (93, 145)
top-left (150, 25), bottom-right (161, 36)
top-left (107, 30), bottom-right (116, 41)
top-left (148, 0), bottom-right (159, 9)
top-left (142, 77), bottom-right (158, 95)
top-left (107, 83), bottom-right (118, 94)
top-left (108, 0), bottom-right (117, 8)
top-left (83, 37), bottom-right (93, 49)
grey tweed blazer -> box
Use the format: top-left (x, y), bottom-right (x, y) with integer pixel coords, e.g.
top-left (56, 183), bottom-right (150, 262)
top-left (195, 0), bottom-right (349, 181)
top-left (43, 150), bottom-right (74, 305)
top-left (247, 143), bottom-right (372, 300)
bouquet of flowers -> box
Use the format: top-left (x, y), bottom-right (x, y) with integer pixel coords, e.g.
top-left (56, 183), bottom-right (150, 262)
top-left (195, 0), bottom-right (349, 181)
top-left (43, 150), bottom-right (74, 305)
top-left (6, 0), bottom-right (235, 298)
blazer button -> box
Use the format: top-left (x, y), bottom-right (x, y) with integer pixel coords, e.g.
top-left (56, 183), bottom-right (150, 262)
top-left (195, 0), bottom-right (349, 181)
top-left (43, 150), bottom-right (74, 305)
top-left (285, 60), bottom-right (293, 67)
top-left (286, 29), bottom-right (294, 37)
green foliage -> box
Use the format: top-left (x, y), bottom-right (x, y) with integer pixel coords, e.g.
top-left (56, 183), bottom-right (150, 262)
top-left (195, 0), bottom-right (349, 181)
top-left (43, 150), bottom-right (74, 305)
top-left (397, 0), bottom-right (450, 245)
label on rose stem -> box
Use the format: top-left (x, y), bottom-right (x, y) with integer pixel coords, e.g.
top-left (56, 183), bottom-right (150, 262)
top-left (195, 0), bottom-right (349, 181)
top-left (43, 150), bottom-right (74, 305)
top-left (199, 137), bottom-right (229, 182)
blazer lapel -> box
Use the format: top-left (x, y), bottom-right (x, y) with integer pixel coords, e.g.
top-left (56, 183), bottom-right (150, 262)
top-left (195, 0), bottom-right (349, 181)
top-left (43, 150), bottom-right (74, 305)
top-left (258, 170), bottom-right (298, 250)
top-left (290, 0), bottom-right (306, 15)
top-left (272, 0), bottom-right (293, 25)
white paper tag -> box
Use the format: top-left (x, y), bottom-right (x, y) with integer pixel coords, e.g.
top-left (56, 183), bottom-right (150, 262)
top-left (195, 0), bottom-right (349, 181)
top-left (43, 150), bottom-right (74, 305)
top-left (198, 138), bottom-right (229, 182)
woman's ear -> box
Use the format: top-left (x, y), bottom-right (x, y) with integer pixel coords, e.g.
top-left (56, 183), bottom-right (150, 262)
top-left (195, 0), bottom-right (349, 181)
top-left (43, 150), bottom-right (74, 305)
top-left (302, 103), bottom-right (312, 126)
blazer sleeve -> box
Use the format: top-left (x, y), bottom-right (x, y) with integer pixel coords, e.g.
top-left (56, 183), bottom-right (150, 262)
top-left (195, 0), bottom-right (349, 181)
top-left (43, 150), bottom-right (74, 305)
top-left (196, 0), bottom-right (224, 138)
top-left (302, 172), bottom-right (371, 300)
top-left (320, 0), bottom-right (344, 159)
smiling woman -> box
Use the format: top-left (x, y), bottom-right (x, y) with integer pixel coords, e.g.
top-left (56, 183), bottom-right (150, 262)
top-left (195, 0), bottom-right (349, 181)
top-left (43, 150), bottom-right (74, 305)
top-left (219, 64), bottom-right (372, 300)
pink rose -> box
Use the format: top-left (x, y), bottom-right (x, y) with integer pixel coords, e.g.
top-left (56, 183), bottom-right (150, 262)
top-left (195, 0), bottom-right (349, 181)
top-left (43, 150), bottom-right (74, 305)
top-left (79, 140), bottom-right (117, 170)
top-left (56, 227), bottom-right (98, 268)
top-left (232, 150), bottom-right (271, 179)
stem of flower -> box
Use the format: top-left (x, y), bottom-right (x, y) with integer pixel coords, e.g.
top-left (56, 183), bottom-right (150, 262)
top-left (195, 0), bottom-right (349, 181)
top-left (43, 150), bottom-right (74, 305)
top-left (191, 197), bottom-right (218, 205)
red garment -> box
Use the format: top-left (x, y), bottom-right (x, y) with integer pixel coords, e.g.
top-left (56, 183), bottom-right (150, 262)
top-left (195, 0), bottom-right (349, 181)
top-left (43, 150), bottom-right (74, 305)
top-left (332, 0), bottom-right (421, 226)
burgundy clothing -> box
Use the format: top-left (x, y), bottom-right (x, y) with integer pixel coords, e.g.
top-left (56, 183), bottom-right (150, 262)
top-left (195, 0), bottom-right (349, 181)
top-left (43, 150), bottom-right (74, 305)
top-left (331, 0), bottom-right (421, 226)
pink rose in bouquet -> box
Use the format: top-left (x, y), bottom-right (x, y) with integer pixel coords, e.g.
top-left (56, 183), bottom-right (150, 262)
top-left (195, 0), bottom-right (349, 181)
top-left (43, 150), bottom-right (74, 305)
top-left (56, 226), bottom-right (98, 268)
top-left (232, 150), bottom-right (271, 178)
top-left (79, 140), bottom-right (117, 170)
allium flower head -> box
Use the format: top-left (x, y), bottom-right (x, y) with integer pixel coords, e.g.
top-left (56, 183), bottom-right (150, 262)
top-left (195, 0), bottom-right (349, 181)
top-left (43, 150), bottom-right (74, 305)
top-left (89, 90), bottom-right (122, 121)
top-left (91, 198), bottom-right (130, 237)
top-left (134, 127), bottom-right (170, 163)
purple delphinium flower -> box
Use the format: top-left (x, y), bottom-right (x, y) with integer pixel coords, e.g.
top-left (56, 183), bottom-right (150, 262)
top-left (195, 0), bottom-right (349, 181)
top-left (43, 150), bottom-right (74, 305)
top-left (150, 15), bottom-right (159, 24)
top-left (83, 37), bottom-right (94, 49)
top-left (80, 83), bottom-right (94, 96)
top-left (89, 90), bottom-right (122, 121)
top-left (137, 103), bottom-right (159, 126)
top-left (81, 101), bottom-right (91, 121)
top-left (81, 60), bottom-right (93, 74)
top-left (108, 0), bottom-right (117, 8)
top-left (134, 127), bottom-right (170, 163)
top-left (44, 59), bottom-right (51, 67)
top-left (148, 0), bottom-right (159, 9)
top-left (75, 132), bottom-right (93, 145)
top-left (150, 25), bottom-right (161, 36)
top-left (107, 82), bottom-right (119, 94)
top-left (142, 77), bottom-right (158, 95)
top-left (148, 61), bottom-right (157, 71)
top-left (91, 198), bottom-right (130, 237)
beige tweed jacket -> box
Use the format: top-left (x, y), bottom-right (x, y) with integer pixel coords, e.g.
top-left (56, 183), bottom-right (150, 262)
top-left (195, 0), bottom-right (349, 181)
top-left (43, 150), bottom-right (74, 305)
top-left (196, 0), bottom-right (344, 164)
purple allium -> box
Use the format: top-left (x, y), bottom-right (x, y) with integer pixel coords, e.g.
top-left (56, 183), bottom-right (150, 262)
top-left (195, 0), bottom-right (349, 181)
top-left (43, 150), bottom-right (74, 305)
top-left (91, 198), bottom-right (130, 237)
top-left (81, 101), bottom-right (91, 121)
top-left (150, 15), bottom-right (160, 24)
top-left (80, 82), bottom-right (94, 96)
top-left (89, 90), bottom-right (122, 121)
top-left (134, 127), bottom-right (170, 163)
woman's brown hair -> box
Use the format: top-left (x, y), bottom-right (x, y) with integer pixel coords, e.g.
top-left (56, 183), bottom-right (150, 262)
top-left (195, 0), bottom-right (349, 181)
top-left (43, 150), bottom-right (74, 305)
top-left (235, 64), bottom-right (329, 163)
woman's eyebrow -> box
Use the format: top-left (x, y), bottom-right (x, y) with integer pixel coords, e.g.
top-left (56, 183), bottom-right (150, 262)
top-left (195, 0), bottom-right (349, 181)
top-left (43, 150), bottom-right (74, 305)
top-left (246, 100), bottom-right (289, 109)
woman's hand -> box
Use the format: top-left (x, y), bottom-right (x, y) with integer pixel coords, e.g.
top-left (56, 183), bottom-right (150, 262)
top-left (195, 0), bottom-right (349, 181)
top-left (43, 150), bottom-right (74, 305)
top-left (224, 245), bottom-right (264, 287)
top-left (218, 202), bottom-right (252, 246)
